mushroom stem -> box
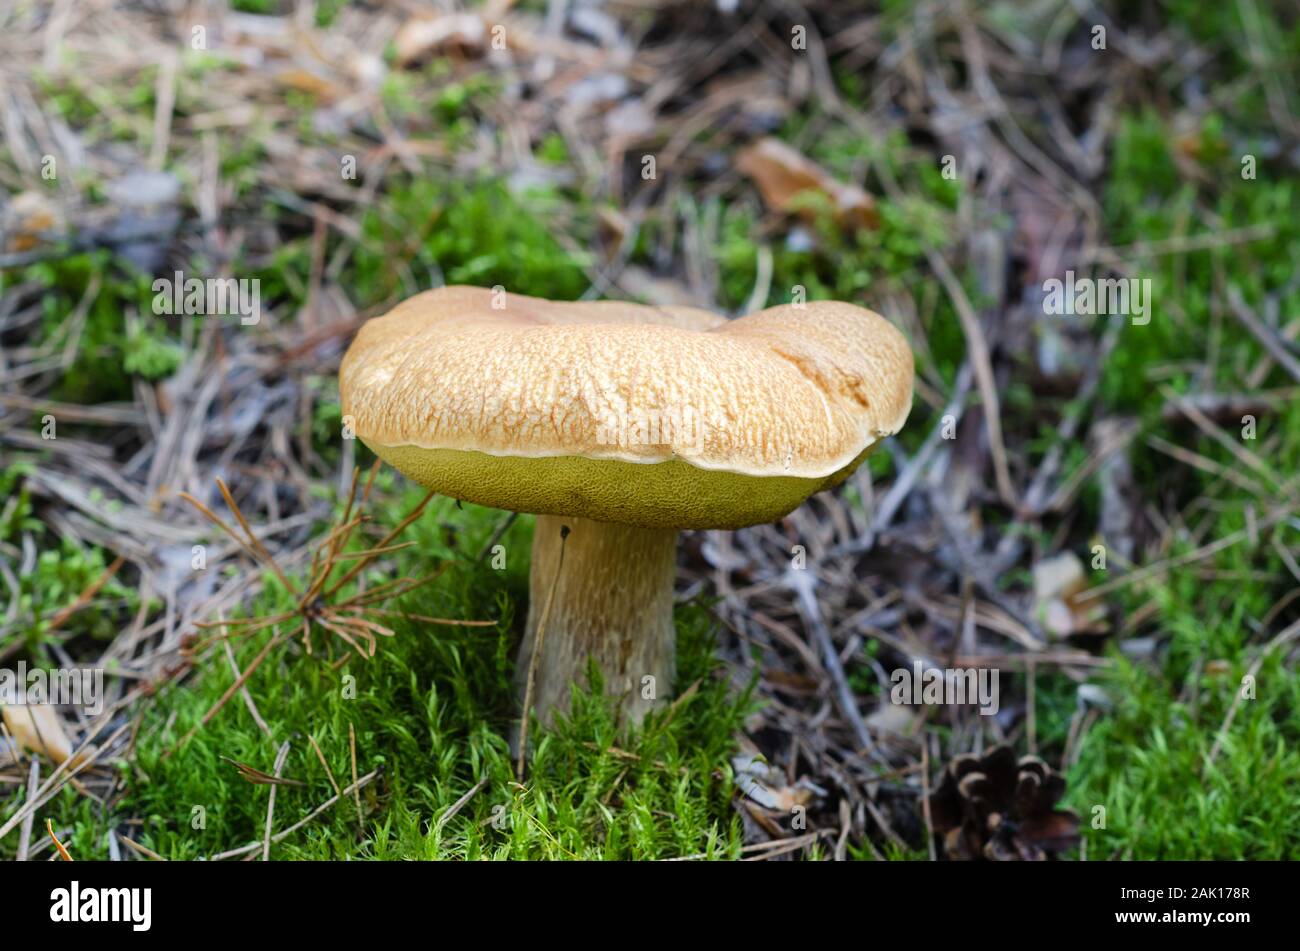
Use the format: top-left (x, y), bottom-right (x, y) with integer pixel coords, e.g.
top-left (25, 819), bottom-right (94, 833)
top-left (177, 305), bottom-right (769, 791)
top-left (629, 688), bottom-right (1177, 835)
top-left (517, 515), bottom-right (678, 727)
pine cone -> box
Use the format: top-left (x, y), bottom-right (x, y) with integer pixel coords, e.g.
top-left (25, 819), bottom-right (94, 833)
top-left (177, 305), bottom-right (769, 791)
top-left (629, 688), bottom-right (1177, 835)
top-left (927, 745), bottom-right (1080, 860)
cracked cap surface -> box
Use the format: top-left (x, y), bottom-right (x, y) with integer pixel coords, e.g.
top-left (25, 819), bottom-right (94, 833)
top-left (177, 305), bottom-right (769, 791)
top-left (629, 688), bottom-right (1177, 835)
top-left (339, 285), bottom-right (913, 529)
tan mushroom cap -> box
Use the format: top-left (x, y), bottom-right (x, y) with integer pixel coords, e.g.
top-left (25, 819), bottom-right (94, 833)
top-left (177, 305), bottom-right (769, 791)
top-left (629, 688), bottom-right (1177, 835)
top-left (339, 285), bottom-right (913, 529)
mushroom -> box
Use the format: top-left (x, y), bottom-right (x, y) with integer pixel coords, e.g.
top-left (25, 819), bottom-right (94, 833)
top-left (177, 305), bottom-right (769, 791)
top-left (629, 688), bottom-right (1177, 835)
top-left (339, 286), bottom-right (913, 726)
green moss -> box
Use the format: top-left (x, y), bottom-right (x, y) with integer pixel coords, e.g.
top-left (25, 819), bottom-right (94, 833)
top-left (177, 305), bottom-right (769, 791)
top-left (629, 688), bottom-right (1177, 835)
top-left (346, 179), bottom-right (591, 306)
top-left (1059, 87), bottom-right (1300, 856)
top-left (15, 488), bottom-right (753, 860)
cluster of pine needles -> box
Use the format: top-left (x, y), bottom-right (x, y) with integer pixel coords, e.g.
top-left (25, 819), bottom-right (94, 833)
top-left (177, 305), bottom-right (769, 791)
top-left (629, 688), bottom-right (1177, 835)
top-left (170, 461), bottom-right (494, 753)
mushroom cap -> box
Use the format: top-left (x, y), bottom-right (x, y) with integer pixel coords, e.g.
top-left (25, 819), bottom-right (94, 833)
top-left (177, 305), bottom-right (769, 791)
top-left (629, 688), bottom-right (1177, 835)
top-left (339, 285), bottom-right (913, 529)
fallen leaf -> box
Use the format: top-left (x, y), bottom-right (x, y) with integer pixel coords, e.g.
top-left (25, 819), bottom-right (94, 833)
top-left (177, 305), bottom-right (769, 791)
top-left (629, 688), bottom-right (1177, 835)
top-left (732, 753), bottom-right (826, 812)
top-left (393, 14), bottom-right (486, 66)
top-left (1032, 551), bottom-right (1107, 639)
top-left (2, 704), bottom-right (74, 764)
top-left (1033, 551), bottom-right (1087, 603)
top-left (274, 67), bottom-right (345, 103)
top-left (3, 191), bottom-right (62, 252)
top-left (736, 137), bottom-right (877, 230)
